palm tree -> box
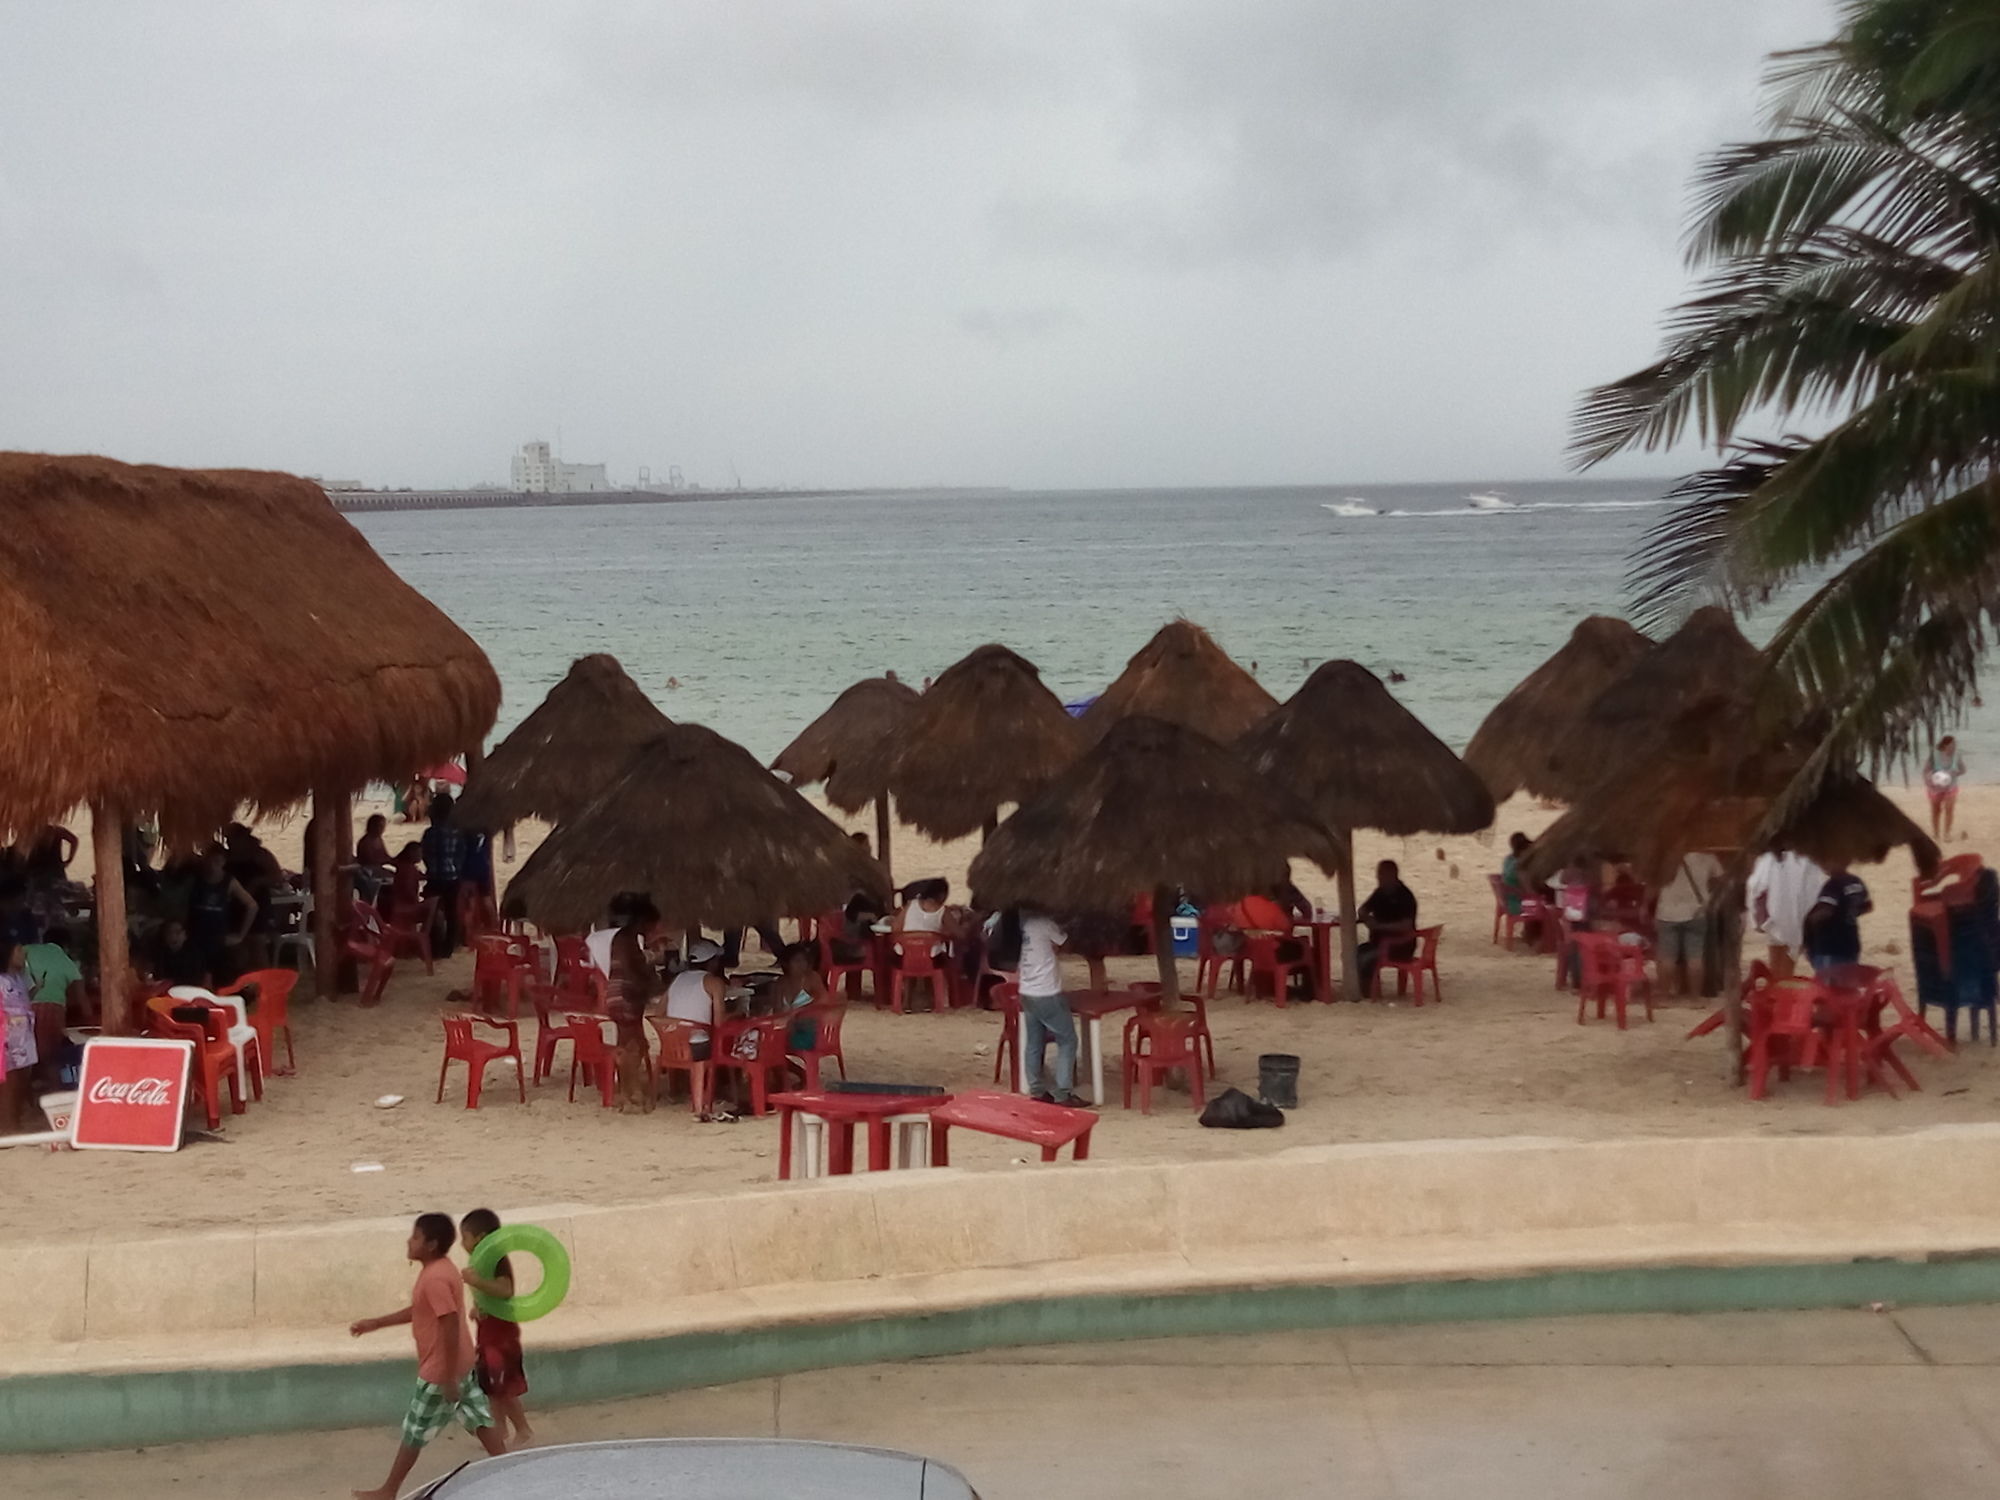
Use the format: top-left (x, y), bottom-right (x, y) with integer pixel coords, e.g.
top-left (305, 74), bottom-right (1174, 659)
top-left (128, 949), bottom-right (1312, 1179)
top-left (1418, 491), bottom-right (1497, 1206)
top-left (1575, 0), bottom-right (2000, 811)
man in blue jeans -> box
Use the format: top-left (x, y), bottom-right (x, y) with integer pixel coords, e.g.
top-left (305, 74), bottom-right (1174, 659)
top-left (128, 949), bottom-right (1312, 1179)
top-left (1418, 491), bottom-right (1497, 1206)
top-left (1017, 910), bottom-right (1088, 1106)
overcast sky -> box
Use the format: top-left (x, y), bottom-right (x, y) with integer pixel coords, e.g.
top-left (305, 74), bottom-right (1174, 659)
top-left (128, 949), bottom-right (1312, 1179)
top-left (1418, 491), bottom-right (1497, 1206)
top-left (1, 1), bottom-right (1833, 491)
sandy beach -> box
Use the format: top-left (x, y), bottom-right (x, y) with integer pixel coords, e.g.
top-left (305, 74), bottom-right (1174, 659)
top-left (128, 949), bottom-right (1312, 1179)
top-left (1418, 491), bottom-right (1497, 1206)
top-left (4, 784), bottom-right (1987, 1246)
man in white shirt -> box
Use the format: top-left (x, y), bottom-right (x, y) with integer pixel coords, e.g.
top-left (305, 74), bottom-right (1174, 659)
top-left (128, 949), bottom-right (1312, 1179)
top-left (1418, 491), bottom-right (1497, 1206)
top-left (1746, 851), bottom-right (1828, 978)
top-left (1655, 850), bottom-right (1723, 996)
top-left (1016, 911), bottom-right (1086, 1107)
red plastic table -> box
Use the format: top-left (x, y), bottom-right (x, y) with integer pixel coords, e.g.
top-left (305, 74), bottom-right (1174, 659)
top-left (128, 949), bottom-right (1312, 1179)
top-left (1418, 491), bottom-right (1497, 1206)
top-left (769, 1089), bottom-right (950, 1179)
top-left (929, 1087), bottom-right (1097, 1164)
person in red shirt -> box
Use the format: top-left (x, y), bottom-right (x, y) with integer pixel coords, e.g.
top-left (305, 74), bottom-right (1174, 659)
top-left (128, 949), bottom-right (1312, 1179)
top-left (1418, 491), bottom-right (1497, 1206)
top-left (459, 1207), bottom-right (533, 1448)
top-left (349, 1213), bottom-right (508, 1498)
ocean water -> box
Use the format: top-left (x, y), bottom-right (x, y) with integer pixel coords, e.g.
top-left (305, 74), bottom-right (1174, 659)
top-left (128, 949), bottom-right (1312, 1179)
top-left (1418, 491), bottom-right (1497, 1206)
top-left (349, 478), bottom-right (1987, 781)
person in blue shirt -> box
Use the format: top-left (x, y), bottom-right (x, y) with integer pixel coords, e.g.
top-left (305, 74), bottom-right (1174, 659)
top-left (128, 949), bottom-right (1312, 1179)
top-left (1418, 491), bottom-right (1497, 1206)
top-left (1804, 862), bottom-right (1872, 977)
top-left (420, 794), bottom-right (469, 959)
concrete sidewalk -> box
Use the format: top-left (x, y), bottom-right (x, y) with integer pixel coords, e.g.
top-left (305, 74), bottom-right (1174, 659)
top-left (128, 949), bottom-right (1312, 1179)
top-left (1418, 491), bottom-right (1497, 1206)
top-left (9, 1308), bottom-right (2000, 1498)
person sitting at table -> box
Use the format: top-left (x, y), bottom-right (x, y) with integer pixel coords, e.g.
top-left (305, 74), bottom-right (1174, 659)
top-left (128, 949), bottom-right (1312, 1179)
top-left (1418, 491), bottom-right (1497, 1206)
top-left (1356, 861), bottom-right (1419, 995)
top-left (666, 938), bottom-right (728, 1067)
top-left (24, 923), bottom-right (86, 1082)
top-left (144, 918), bottom-right (212, 988)
top-left (891, 879), bottom-right (950, 935)
top-left (355, 813), bottom-right (392, 871)
top-left (1499, 832), bottom-right (1533, 915)
top-left (1235, 886), bottom-right (1309, 964)
top-left (775, 943), bottom-right (833, 1056)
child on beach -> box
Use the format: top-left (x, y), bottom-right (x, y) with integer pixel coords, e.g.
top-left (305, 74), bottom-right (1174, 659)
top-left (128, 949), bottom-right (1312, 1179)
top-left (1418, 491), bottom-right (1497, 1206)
top-left (459, 1207), bottom-right (534, 1447)
top-left (349, 1212), bottom-right (508, 1499)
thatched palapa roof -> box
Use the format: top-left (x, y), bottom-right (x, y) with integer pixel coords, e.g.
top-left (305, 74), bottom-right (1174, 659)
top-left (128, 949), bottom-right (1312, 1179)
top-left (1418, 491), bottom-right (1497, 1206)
top-left (1080, 620), bottom-right (1277, 745)
top-left (1238, 660), bottom-right (1495, 837)
top-left (455, 654), bottom-right (669, 830)
top-left (772, 675), bottom-right (920, 813)
top-left (0, 453), bottom-right (500, 840)
top-left (968, 716), bottom-right (1342, 914)
top-left (888, 644), bottom-right (1084, 840)
top-left (1462, 616), bottom-right (1651, 802)
top-left (1548, 606), bottom-right (1769, 785)
top-left (507, 722), bottom-right (890, 933)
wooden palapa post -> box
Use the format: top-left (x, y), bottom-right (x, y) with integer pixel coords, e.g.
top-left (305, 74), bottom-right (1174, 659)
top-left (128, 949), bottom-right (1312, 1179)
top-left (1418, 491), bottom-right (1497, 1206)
top-left (1150, 883), bottom-right (1181, 1002)
top-left (1335, 825), bottom-right (1362, 1002)
top-left (91, 805), bottom-right (129, 1035)
top-left (875, 794), bottom-right (894, 889)
top-left (311, 784), bottom-right (341, 996)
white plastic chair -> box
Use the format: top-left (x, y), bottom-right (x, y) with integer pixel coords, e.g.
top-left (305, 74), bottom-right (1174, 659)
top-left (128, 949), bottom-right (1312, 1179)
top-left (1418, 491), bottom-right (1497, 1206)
top-left (273, 889), bottom-right (316, 974)
top-left (168, 986), bottom-right (262, 1099)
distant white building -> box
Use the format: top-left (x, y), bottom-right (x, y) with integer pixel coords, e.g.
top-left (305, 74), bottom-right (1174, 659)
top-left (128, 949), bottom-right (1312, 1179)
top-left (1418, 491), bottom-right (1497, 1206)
top-left (511, 440), bottom-right (612, 494)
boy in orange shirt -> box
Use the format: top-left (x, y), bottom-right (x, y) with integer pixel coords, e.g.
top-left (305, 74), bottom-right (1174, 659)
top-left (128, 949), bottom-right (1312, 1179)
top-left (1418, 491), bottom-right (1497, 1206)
top-left (349, 1212), bottom-right (508, 1499)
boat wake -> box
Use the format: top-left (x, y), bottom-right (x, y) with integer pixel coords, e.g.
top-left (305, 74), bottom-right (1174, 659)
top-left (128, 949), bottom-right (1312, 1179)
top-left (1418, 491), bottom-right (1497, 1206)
top-left (1319, 498), bottom-right (1380, 518)
top-left (1376, 492), bottom-right (1677, 519)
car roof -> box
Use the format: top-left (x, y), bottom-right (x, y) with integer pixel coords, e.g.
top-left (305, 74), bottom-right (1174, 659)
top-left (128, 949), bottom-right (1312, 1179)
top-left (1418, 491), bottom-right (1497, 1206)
top-left (421, 1437), bottom-right (980, 1499)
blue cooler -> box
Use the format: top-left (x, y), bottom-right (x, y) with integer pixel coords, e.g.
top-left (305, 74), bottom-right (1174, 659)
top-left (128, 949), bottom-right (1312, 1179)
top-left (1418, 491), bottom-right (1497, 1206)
top-left (1169, 916), bottom-right (1199, 958)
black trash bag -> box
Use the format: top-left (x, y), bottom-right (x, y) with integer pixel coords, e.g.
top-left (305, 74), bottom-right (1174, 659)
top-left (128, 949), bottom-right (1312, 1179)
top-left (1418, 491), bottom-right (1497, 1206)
top-left (1198, 1086), bottom-right (1285, 1129)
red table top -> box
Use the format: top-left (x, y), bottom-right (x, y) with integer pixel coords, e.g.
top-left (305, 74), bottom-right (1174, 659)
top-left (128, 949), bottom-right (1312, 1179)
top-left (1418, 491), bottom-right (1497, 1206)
top-left (1068, 990), bottom-right (1159, 1021)
top-left (931, 1088), bottom-right (1095, 1146)
top-left (767, 1090), bottom-right (950, 1121)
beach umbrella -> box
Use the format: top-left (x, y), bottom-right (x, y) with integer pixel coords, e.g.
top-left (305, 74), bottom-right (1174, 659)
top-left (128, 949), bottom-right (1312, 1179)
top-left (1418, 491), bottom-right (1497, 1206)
top-left (1080, 619), bottom-right (1277, 745)
top-left (888, 644), bottom-right (1085, 842)
top-left (507, 722), bottom-right (890, 934)
top-left (968, 716), bottom-right (1342, 1000)
top-left (771, 675), bottom-right (920, 885)
top-left (420, 759), bottom-right (468, 788)
top-left (455, 654), bottom-right (670, 832)
top-left (1238, 660), bottom-right (1495, 1000)
top-left (0, 452), bottom-right (498, 1022)
top-left (1462, 616), bottom-right (1652, 803)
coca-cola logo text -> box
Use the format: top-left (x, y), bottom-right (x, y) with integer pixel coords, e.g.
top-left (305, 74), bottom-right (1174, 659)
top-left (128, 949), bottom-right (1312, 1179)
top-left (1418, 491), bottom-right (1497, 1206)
top-left (87, 1077), bottom-right (174, 1107)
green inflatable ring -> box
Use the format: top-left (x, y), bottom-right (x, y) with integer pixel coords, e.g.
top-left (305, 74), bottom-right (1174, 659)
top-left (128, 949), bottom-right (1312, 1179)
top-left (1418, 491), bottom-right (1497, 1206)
top-left (468, 1224), bottom-right (571, 1323)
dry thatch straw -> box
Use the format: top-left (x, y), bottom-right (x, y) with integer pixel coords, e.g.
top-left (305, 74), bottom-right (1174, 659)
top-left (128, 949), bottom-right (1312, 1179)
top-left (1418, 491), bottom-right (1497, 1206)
top-left (455, 654), bottom-right (669, 831)
top-left (772, 675), bottom-right (919, 813)
top-left (507, 721), bottom-right (890, 934)
top-left (1238, 659), bottom-right (1494, 998)
top-left (1080, 619), bottom-right (1277, 745)
top-left (0, 453), bottom-right (500, 842)
top-left (1462, 615), bottom-right (1652, 802)
top-left (968, 716), bottom-right (1342, 998)
top-left (888, 644), bottom-right (1084, 841)
top-left (1548, 605), bottom-right (1769, 785)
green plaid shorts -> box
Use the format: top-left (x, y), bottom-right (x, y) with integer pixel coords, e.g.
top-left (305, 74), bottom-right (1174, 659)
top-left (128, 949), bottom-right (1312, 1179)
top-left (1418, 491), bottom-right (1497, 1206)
top-left (399, 1371), bottom-right (495, 1448)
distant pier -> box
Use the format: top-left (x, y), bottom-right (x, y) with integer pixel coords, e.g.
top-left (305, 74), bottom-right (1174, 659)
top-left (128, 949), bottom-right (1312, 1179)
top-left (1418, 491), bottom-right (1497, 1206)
top-left (328, 487), bottom-right (879, 515)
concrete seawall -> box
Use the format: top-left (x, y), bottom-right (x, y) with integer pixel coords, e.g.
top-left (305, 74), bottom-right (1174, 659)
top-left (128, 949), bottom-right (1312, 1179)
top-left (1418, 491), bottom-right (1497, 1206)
top-left (10, 1128), bottom-right (2000, 1451)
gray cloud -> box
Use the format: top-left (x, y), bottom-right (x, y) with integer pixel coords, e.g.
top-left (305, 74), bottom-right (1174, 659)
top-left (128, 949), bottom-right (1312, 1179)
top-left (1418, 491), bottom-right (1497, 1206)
top-left (0, 0), bottom-right (1834, 489)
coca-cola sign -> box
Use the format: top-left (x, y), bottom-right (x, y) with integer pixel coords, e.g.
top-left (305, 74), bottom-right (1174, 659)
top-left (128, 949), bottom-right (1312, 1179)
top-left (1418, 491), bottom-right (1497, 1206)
top-left (72, 1038), bottom-right (194, 1152)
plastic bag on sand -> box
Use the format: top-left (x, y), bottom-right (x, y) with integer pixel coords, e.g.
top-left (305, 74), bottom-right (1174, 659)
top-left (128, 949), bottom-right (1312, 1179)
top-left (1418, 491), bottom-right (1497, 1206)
top-left (1199, 1087), bottom-right (1285, 1130)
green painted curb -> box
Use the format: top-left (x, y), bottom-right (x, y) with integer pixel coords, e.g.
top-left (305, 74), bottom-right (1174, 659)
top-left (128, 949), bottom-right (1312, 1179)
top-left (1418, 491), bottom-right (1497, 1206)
top-left (8, 1253), bottom-right (2000, 1454)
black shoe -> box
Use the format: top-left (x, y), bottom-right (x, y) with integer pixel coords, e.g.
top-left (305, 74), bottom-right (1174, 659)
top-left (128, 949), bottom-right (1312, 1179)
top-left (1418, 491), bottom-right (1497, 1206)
top-left (1053, 1093), bottom-right (1097, 1110)
top-left (1032, 1091), bottom-right (1056, 1104)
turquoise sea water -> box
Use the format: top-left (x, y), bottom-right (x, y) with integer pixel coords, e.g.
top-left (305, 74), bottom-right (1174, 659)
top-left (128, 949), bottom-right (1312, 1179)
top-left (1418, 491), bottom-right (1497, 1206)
top-left (350, 478), bottom-right (1988, 781)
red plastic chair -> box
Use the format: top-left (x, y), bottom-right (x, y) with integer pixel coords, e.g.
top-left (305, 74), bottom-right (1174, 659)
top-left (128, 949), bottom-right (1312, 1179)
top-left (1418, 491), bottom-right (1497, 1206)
top-left (528, 980), bottom-right (597, 1087)
top-left (342, 900), bottom-right (398, 1005)
top-left (990, 980), bottom-right (1023, 1089)
top-left (217, 968), bottom-right (298, 1076)
top-left (552, 935), bottom-right (590, 986)
top-left (1244, 933), bottom-right (1313, 1008)
top-left (457, 881), bottom-right (500, 946)
top-left (472, 934), bottom-right (535, 1018)
top-left (437, 1012), bottom-right (525, 1108)
top-left (1747, 977), bottom-right (1826, 1102)
top-left (714, 1016), bottom-right (791, 1116)
top-left (649, 1016), bottom-right (712, 1116)
top-left (567, 1013), bottom-right (639, 1107)
top-left (145, 998), bottom-right (244, 1129)
top-left (1487, 874), bottom-right (1546, 950)
top-left (886, 934), bottom-right (957, 1014)
top-left (1572, 932), bottom-right (1655, 1029)
top-left (382, 895), bottom-right (438, 974)
top-left (1196, 910), bottom-right (1245, 999)
top-left (1121, 1011), bottom-right (1208, 1114)
top-left (787, 1005), bottom-right (848, 1091)
top-left (1371, 926), bottom-right (1444, 1005)
top-left (815, 910), bottom-right (872, 1000)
